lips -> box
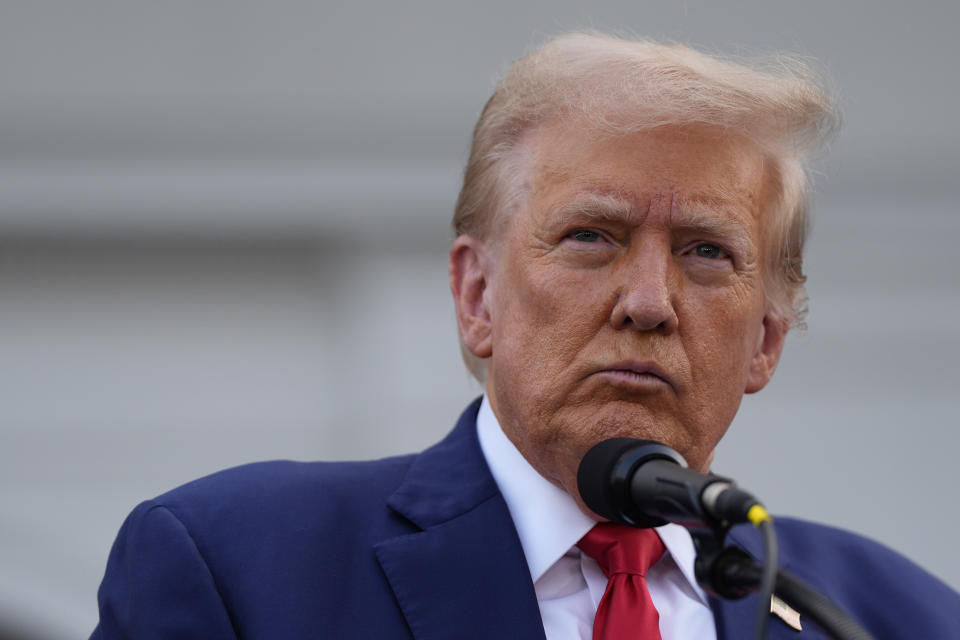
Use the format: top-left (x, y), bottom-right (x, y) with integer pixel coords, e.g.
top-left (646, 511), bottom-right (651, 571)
top-left (591, 360), bottom-right (675, 391)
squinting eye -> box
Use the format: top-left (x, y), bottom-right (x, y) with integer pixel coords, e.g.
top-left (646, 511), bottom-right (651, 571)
top-left (694, 243), bottom-right (726, 259)
top-left (570, 229), bottom-right (602, 243)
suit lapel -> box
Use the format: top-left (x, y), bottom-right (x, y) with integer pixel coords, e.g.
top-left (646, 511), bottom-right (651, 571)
top-left (375, 399), bottom-right (546, 640)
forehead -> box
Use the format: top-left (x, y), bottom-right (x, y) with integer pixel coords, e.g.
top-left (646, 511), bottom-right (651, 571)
top-left (525, 120), bottom-right (771, 230)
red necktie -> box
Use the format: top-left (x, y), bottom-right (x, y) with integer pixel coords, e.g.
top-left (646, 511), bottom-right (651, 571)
top-left (577, 523), bottom-right (666, 640)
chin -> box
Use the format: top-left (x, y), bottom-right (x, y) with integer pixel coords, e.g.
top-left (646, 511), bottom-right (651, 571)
top-left (570, 410), bottom-right (716, 471)
top-left (577, 404), bottom-right (685, 447)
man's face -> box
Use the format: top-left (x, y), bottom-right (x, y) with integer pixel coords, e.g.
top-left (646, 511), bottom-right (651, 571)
top-left (451, 120), bottom-right (787, 515)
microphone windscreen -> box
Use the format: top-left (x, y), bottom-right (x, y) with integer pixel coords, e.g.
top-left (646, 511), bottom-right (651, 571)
top-left (577, 438), bottom-right (645, 521)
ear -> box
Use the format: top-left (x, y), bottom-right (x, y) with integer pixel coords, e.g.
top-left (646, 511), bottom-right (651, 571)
top-left (744, 312), bottom-right (789, 394)
top-left (449, 235), bottom-right (493, 358)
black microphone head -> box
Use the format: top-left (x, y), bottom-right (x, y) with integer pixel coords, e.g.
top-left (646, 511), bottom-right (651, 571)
top-left (577, 438), bottom-right (688, 528)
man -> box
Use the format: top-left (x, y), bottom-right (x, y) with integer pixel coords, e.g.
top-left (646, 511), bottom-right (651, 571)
top-left (91, 33), bottom-right (960, 639)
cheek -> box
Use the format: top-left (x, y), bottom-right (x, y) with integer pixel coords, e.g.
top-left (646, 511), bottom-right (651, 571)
top-left (683, 284), bottom-right (764, 376)
top-left (501, 260), bottom-right (606, 345)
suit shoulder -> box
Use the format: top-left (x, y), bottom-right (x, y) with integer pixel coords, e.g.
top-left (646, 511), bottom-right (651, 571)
top-left (773, 517), bottom-right (940, 578)
top-left (160, 455), bottom-right (415, 500)
top-left (97, 454), bottom-right (421, 638)
top-left (144, 455), bottom-right (416, 533)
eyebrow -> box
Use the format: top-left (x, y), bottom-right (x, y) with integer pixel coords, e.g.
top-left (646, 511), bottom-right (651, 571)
top-left (550, 192), bottom-right (636, 226)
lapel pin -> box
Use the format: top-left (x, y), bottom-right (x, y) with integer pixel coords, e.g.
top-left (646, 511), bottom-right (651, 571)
top-left (771, 594), bottom-right (803, 631)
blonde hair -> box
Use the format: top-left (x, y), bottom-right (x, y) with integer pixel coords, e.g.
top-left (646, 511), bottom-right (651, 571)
top-left (453, 32), bottom-right (839, 380)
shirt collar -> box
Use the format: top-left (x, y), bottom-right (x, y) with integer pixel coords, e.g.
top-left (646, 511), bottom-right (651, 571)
top-left (475, 394), bottom-right (710, 604)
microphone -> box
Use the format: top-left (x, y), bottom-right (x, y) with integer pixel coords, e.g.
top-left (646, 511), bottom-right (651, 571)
top-left (577, 438), bottom-right (764, 530)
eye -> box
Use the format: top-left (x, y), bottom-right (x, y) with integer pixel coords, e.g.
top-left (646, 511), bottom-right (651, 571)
top-left (569, 229), bottom-right (602, 243)
top-left (693, 243), bottom-right (728, 259)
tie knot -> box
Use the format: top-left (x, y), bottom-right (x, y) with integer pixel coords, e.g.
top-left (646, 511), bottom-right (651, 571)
top-left (577, 522), bottom-right (666, 577)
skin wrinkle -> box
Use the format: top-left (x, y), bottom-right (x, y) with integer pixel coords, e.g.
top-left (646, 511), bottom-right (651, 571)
top-left (451, 120), bottom-right (788, 519)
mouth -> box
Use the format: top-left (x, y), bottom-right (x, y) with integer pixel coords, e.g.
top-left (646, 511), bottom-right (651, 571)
top-left (591, 360), bottom-right (674, 392)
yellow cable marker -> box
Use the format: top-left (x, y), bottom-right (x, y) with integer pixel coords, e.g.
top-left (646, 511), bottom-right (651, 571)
top-left (747, 504), bottom-right (772, 527)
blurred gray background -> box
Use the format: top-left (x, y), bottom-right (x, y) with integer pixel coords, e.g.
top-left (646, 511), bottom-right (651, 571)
top-left (1, 1), bottom-right (958, 638)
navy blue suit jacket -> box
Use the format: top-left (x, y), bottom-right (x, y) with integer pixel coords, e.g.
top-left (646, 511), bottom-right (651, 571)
top-left (92, 398), bottom-right (960, 639)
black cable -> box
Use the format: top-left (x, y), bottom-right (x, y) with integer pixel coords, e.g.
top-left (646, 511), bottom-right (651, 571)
top-left (711, 550), bottom-right (876, 639)
top-left (754, 518), bottom-right (778, 640)
top-left (686, 495), bottom-right (874, 640)
top-left (774, 569), bottom-right (876, 640)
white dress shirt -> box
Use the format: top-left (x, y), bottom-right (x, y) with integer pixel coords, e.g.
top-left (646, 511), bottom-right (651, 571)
top-left (475, 395), bottom-right (717, 640)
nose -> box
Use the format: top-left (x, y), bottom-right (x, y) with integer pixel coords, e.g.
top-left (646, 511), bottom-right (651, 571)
top-left (609, 245), bottom-right (679, 334)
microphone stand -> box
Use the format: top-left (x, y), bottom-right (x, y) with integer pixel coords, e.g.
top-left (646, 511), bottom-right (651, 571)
top-left (691, 530), bottom-right (876, 640)
top-left (574, 437), bottom-right (878, 639)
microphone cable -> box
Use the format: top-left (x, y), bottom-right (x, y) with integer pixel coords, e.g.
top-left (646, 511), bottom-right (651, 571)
top-left (746, 504), bottom-right (777, 640)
